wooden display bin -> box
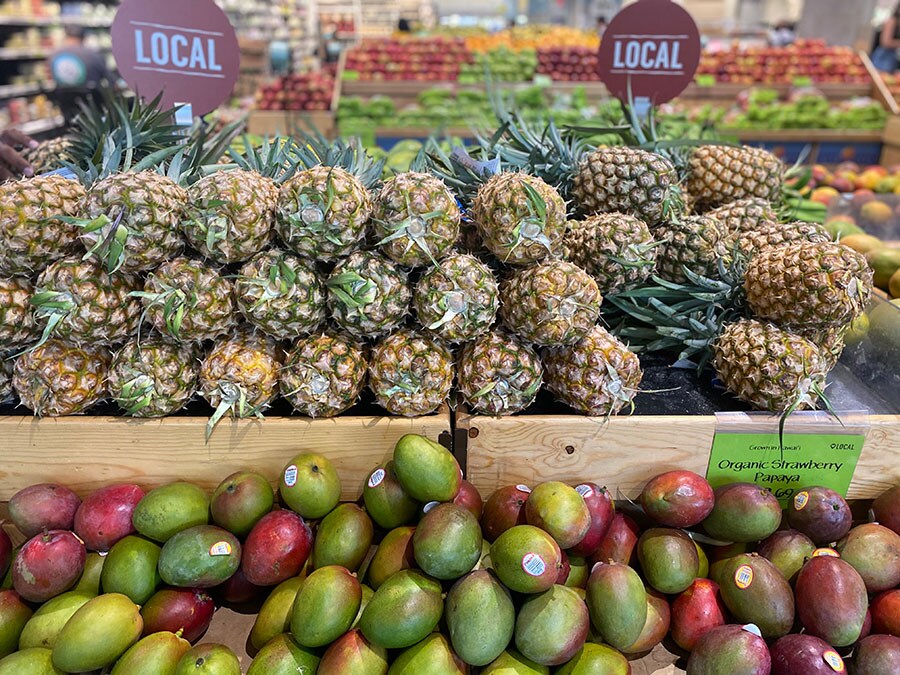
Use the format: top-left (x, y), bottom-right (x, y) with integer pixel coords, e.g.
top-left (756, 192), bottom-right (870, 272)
top-left (246, 109), bottom-right (337, 138)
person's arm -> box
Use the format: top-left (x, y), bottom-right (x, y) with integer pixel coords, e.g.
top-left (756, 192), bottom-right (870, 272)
top-left (0, 129), bottom-right (37, 180)
top-left (880, 19), bottom-right (900, 49)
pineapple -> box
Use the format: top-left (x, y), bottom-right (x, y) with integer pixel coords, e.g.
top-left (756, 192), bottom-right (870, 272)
top-left (704, 197), bottom-right (777, 234)
top-left (736, 220), bottom-right (830, 258)
top-left (327, 251), bottom-right (411, 340)
top-left (572, 147), bottom-right (680, 225)
top-left (182, 169), bottom-right (279, 264)
top-left (277, 166), bottom-right (372, 262)
top-left (654, 215), bottom-right (733, 284)
top-left (687, 145), bottom-right (784, 209)
top-left (797, 325), bottom-right (849, 371)
top-left (80, 171), bottom-right (188, 273)
top-left (0, 175), bottom-right (85, 276)
top-left (369, 329), bottom-right (454, 416)
top-left (235, 248), bottom-right (326, 340)
top-left (134, 257), bottom-right (236, 343)
top-left (562, 214), bottom-right (659, 294)
top-left (471, 172), bottom-right (567, 265)
top-left (22, 136), bottom-right (74, 174)
top-left (0, 352), bottom-right (13, 402)
top-left (543, 326), bottom-right (642, 417)
top-left (13, 339), bottom-right (110, 416)
top-left (0, 277), bottom-right (38, 349)
top-left (108, 336), bottom-right (200, 417)
top-left (280, 334), bottom-right (368, 418)
top-left (500, 260), bottom-right (602, 347)
top-left (745, 242), bottom-right (873, 332)
top-left (413, 253), bottom-right (499, 343)
top-left (200, 326), bottom-right (282, 438)
top-left (458, 330), bottom-right (542, 415)
top-left (374, 172), bottom-right (461, 267)
top-left (713, 319), bottom-right (828, 412)
top-left (31, 258), bottom-right (141, 347)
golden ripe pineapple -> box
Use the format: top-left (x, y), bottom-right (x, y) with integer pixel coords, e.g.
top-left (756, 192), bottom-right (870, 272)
top-left (0, 351), bottom-right (12, 402)
top-left (543, 326), bottom-right (642, 416)
top-left (13, 339), bottom-right (110, 416)
top-left (109, 337), bottom-right (200, 417)
top-left (713, 319), bottom-right (828, 412)
top-left (457, 330), bottom-right (542, 415)
top-left (687, 145), bottom-right (784, 209)
top-left (704, 197), bottom-right (777, 234)
top-left (736, 220), bottom-right (830, 258)
top-left (22, 136), bottom-right (74, 174)
top-left (280, 334), bottom-right (368, 418)
top-left (0, 276), bottom-right (38, 349)
top-left (797, 324), bottom-right (849, 371)
top-left (654, 216), bottom-right (733, 284)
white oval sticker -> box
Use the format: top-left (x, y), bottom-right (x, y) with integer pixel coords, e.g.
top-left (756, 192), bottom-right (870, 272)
top-left (575, 484), bottom-right (593, 498)
top-left (516, 485), bottom-right (532, 494)
top-left (210, 541), bottom-right (232, 556)
top-left (283, 464), bottom-right (298, 488)
top-left (368, 468), bottom-right (386, 488)
top-left (522, 552), bottom-right (547, 577)
top-left (423, 501), bottom-right (439, 513)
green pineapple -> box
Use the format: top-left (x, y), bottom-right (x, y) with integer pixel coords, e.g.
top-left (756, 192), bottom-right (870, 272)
top-left (687, 145), bottom-right (784, 209)
top-left (0, 351), bottom-right (13, 402)
top-left (458, 330), bottom-right (542, 415)
top-left (280, 334), bottom-right (368, 418)
top-left (654, 215), bottom-right (733, 284)
top-left (0, 276), bottom-right (38, 349)
top-left (108, 336), bottom-right (200, 417)
top-left (704, 197), bottom-right (777, 234)
top-left (736, 220), bottom-right (830, 258)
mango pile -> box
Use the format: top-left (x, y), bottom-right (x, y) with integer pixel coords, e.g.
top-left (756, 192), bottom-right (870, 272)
top-left (1, 434), bottom-right (899, 674)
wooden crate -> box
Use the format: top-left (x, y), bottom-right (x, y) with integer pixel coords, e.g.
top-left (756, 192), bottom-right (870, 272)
top-left (0, 408), bottom-right (451, 502)
top-left (246, 110), bottom-right (337, 138)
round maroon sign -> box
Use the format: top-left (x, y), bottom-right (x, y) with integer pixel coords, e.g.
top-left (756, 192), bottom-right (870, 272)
top-left (111, 0), bottom-right (240, 114)
top-left (598, 0), bottom-right (701, 105)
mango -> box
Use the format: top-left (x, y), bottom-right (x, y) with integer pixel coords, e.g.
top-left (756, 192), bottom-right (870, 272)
top-left (8, 483), bottom-right (80, 538)
top-left (555, 642), bottom-right (630, 674)
top-left (279, 453), bottom-right (341, 519)
top-left (13, 529), bottom-right (85, 602)
top-left (872, 588), bottom-right (900, 635)
top-left (840, 233), bottom-right (883, 254)
top-left (670, 578), bottom-right (727, 652)
top-left (481, 485), bottom-right (530, 542)
top-left (414, 503), bottom-right (482, 580)
top-left (637, 528), bottom-right (699, 594)
top-left (318, 628), bottom-right (388, 675)
top-left (74, 483), bottom-right (144, 551)
top-left (249, 576), bottom-right (305, 651)
top-left (795, 556), bottom-right (867, 646)
top-left (158, 525), bottom-right (241, 588)
top-left (359, 569), bottom-right (443, 649)
top-left (174, 644), bottom-right (241, 674)
top-left (515, 585), bottom-right (589, 666)
top-left (52, 592), bottom-right (143, 672)
top-left (72, 551), bottom-right (104, 595)
top-left (0, 590), bottom-right (32, 658)
top-left (702, 483), bottom-right (781, 542)
top-left (592, 512), bottom-right (640, 567)
top-left (854, 634), bottom-right (900, 675)
top-left (242, 510), bottom-right (312, 586)
top-left (481, 649), bottom-right (549, 674)
top-left (686, 624), bottom-right (771, 675)
top-left (452, 479), bottom-right (484, 520)
top-left (133, 482), bottom-right (210, 542)
top-left (210, 470), bottom-right (274, 537)
top-left (640, 470), bottom-right (715, 528)
top-left (620, 589), bottom-right (671, 654)
top-left (757, 529), bottom-right (816, 583)
top-left (363, 461), bottom-right (419, 529)
top-left (388, 633), bottom-right (466, 674)
top-left (524, 481), bottom-right (591, 549)
top-left (567, 483), bottom-right (614, 557)
top-left (0, 532), bottom-right (9, 582)
top-left (0, 647), bottom-right (63, 674)
top-left (101, 535), bottom-right (162, 604)
top-left (565, 556), bottom-right (589, 589)
top-left (312, 503), bottom-right (373, 572)
top-left (867, 247), bottom-right (900, 289)
top-left (353, 584), bottom-right (374, 628)
top-left (785, 486), bottom-right (852, 545)
top-left (892, 267), bottom-right (900, 297)
top-left (836, 523), bottom-right (900, 592)
top-left (393, 434), bottom-right (461, 503)
top-left (290, 565), bottom-right (361, 648)
top-left (770, 634), bottom-right (844, 675)
top-left (141, 588), bottom-right (215, 643)
top-left (18, 590), bottom-right (91, 650)
top-left (717, 553), bottom-right (794, 638)
top-left (446, 569), bottom-right (515, 666)
top-left (247, 633), bottom-right (319, 675)
top-left (585, 561), bottom-right (646, 651)
top-left (111, 631), bottom-right (191, 675)
top-left (368, 526), bottom-right (416, 589)
top-left (491, 525), bottom-right (561, 594)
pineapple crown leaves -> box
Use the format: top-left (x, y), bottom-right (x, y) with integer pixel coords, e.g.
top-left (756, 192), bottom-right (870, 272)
top-left (239, 257), bottom-right (301, 311)
top-left (17, 290), bottom-right (77, 356)
top-left (115, 372), bottom-right (159, 416)
top-left (293, 129), bottom-right (384, 190)
top-left (205, 381), bottom-right (265, 442)
top-left (504, 181), bottom-right (555, 261)
top-left (74, 210), bottom-right (131, 275)
top-left (130, 284), bottom-right (193, 341)
top-left (414, 140), bottom-right (501, 207)
top-left (426, 287), bottom-right (471, 331)
top-left (326, 272), bottom-right (378, 311)
top-left (374, 192), bottom-right (448, 267)
top-left (224, 135), bottom-right (303, 183)
top-left (284, 175), bottom-right (345, 246)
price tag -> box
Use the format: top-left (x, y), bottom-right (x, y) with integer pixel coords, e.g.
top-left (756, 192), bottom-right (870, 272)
top-left (706, 411), bottom-right (867, 506)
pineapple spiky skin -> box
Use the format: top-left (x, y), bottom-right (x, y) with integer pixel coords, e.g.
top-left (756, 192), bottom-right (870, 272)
top-left (654, 215), bottom-right (733, 284)
top-left (200, 326), bottom-right (281, 421)
top-left (22, 136), bottom-right (74, 174)
top-left (687, 145), bottom-right (784, 209)
top-left (745, 242), bottom-right (873, 332)
top-left (277, 166), bottom-right (372, 262)
top-left (704, 197), bottom-right (777, 234)
top-left (327, 251), bottom-right (411, 340)
top-left (374, 172), bottom-right (461, 267)
top-left (13, 339), bottom-right (110, 416)
top-left (500, 260), bottom-right (602, 347)
top-left (0, 351), bottom-right (13, 402)
top-left (0, 175), bottom-right (85, 276)
top-left (32, 258), bottom-right (141, 346)
top-left (713, 319), bottom-right (828, 412)
top-left (369, 329), bottom-right (454, 417)
top-left (81, 171), bottom-right (187, 273)
top-left (736, 220), bottom-right (831, 258)
top-left (543, 325), bottom-right (642, 417)
top-left (235, 249), bottom-right (326, 340)
top-left (138, 257), bottom-right (237, 343)
top-left (797, 324), bottom-right (848, 371)
top-left (0, 277), bottom-right (38, 349)
top-left (458, 330), bottom-right (542, 415)
top-left (572, 147), bottom-right (680, 225)
top-left (280, 334), bottom-right (368, 418)
top-left (108, 336), bottom-right (200, 417)
top-left (562, 214), bottom-right (659, 294)
top-left (414, 253), bottom-right (499, 343)
top-left (183, 169), bottom-right (279, 264)
top-left (471, 172), bottom-right (567, 265)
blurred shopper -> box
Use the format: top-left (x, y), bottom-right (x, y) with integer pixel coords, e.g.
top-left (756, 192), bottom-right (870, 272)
top-left (597, 16), bottom-right (608, 39)
top-left (768, 21), bottom-right (797, 48)
top-left (873, 2), bottom-right (900, 72)
top-left (0, 128), bottom-right (37, 181)
top-left (48, 26), bottom-right (112, 122)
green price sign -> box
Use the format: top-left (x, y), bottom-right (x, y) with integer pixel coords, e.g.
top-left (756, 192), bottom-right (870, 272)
top-left (694, 74), bottom-right (716, 87)
top-left (706, 412), bottom-right (868, 506)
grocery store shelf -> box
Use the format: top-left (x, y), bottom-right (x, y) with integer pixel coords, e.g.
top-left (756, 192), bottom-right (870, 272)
top-left (15, 116), bottom-right (64, 136)
top-left (0, 47), bottom-right (49, 59)
top-left (0, 81), bottom-right (52, 99)
top-left (0, 16), bottom-right (113, 28)
top-left (721, 128), bottom-right (884, 143)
